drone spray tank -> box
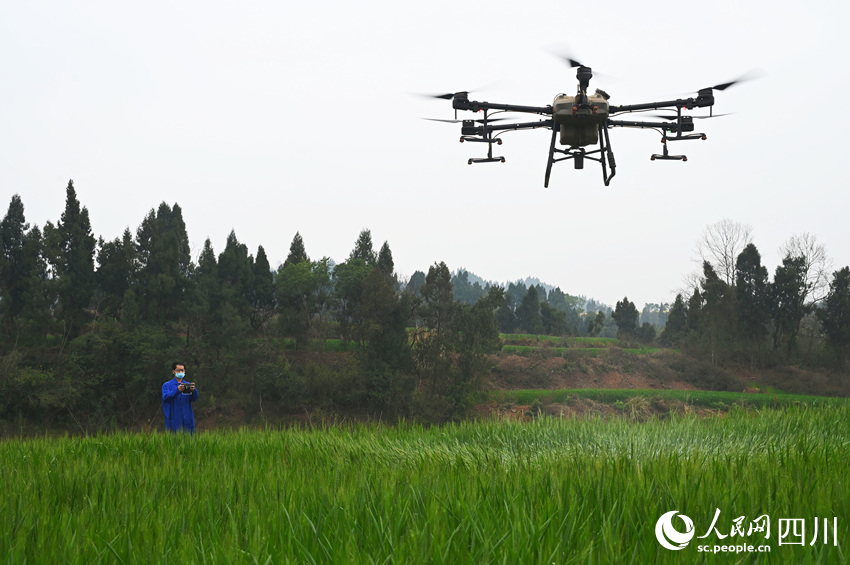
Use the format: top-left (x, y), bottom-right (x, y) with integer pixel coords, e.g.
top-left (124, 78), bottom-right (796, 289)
top-left (552, 65), bottom-right (610, 149)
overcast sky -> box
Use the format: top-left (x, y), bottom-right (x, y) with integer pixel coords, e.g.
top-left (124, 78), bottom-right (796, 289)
top-left (2, 1), bottom-right (848, 308)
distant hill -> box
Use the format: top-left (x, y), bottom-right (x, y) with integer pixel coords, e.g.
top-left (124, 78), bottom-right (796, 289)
top-left (453, 268), bottom-right (610, 312)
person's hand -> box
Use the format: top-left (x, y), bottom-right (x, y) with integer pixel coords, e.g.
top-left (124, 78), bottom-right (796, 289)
top-left (178, 384), bottom-right (185, 392)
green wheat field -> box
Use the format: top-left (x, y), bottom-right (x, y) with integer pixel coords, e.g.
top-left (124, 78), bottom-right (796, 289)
top-left (2, 402), bottom-right (848, 563)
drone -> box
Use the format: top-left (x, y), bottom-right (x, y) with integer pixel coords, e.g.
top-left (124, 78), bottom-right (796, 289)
top-left (426, 59), bottom-right (746, 187)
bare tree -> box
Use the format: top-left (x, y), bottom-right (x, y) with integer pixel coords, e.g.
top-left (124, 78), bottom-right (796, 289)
top-left (779, 232), bottom-right (832, 305)
top-left (694, 218), bottom-right (753, 286)
top-left (675, 270), bottom-right (703, 300)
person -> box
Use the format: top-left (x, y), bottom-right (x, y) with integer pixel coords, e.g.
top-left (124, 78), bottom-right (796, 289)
top-left (162, 362), bottom-right (199, 433)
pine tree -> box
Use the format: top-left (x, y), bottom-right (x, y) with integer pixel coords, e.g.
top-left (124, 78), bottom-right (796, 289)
top-left (284, 232), bottom-right (308, 267)
top-left (217, 230), bottom-right (255, 322)
top-left (134, 202), bottom-right (191, 323)
top-left (735, 243), bottom-right (769, 361)
top-left (332, 258), bottom-right (374, 343)
top-left (770, 254), bottom-right (810, 353)
top-left (701, 261), bottom-right (737, 364)
top-left (516, 286), bottom-right (543, 334)
top-left (277, 258), bottom-right (331, 349)
top-left (96, 228), bottom-right (137, 320)
top-left (818, 267), bottom-right (850, 373)
top-left (53, 180), bottom-right (97, 337)
top-left (184, 239), bottom-right (220, 347)
top-left (417, 262), bottom-right (456, 394)
top-left (0, 195), bottom-right (30, 327)
top-left (377, 241), bottom-right (394, 278)
top-left (612, 296), bottom-right (639, 339)
top-left (350, 229), bottom-right (376, 264)
top-left (660, 294), bottom-right (688, 345)
top-left (586, 310), bottom-right (606, 337)
top-left (251, 245), bottom-right (276, 330)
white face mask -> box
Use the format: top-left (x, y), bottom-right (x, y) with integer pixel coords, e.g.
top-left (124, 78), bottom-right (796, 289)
top-left (175, 372), bottom-right (185, 380)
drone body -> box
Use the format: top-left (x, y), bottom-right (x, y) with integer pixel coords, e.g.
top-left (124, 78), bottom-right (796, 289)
top-left (427, 62), bottom-right (743, 187)
top-left (553, 90), bottom-right (609, 147)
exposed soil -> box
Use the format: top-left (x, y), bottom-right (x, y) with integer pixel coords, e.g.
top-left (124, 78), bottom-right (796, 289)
top-left (486, 353), bottom-right (699, 392)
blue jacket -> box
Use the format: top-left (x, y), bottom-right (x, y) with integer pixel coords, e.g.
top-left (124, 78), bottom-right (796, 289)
top-left (162, 378), bottom-right (199, 431)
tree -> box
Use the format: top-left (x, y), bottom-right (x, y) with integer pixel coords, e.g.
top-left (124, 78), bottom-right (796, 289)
top-left (284, 232), bottom-right (307, 268)
top-left (377, 241), bottom-right (395, 279)
top-left (687, 289), bottom-right (704, 334)
top-left (17, 226), bottom-right (52, 345)
top-left (250, 245), bottom-right (276, 330)
top-left (350, 229), bottom-right (376, 264)
top-left (359, 266), bottom-right (414, 410)
top-left (770, 254), bottom-right (810, 354)
top-left (612, 296), bottom-right (639, 339)
top-left (497, 298), bottom-right (517, 333)
top-left (134, 202), bottom-right (191, 324)
top-left (0, 196), bottom-right (52, 347)
top-left (695, 218), bottom-right (753, 285)
top-left (540, 301), bottom-right (568, 336)
top-left (516, 286), bottom-right (543, 334)
top-left (0, 195), bottom-right (31, 329)
top-left (817, 267), bottom-right (850, 373)
top-left (184, 238), bottom-right (220, 348)
top-left (277, 258), bottom-right (331, 350)
top-left (506, 281), bottom-right (527, 312)
top-left (333, 258), bottom-right (374, 344)
top-left (547, 287), bottom-right (583, 334)
top-left (735, 243), bottom-right (769, 361)
top-left (640, 303), bottom-right (668, 329)
top-left (95, 228), bottom-right (137, 320)
top-left (416, 262), bottom-right (456, 395)
top-left (414, 263), bottom-right (503, 416)
top-left (780, 233), bottom-right (832, 305)
top-left (406, 270), bottom-right (426, 298)
top-left (660, 294), bottom-right (688, 345)
top-left (586, 310), bottom-right (606, 337)
top-left (217, 230), bottom-right (255, 323)
top-left (701, 261), bottom-right (736, 365)
top-left (451, 286), bottom-right (504, 411)
top-left (51, 180), bottom-right (97, 337)
top-left (452, 270), bottom-right (486, 305)
top-left (636, 322), bottom-right (656, 344)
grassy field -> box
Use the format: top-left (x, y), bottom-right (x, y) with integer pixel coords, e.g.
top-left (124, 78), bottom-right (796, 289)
top-left (487, 388), bottom-right (837, 409)
top-left (2, 401), bottom-right (848, 563)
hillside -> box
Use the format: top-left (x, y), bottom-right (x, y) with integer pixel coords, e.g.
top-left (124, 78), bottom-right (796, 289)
top-left (485, 334), bottom-right (847, 397)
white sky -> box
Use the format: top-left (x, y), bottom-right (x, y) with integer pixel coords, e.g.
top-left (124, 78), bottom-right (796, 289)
top-left (2, 1), bottom-right (848, 308)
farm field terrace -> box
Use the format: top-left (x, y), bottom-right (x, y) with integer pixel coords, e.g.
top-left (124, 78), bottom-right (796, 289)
top-left (2, 402), bottom-right (848, 564)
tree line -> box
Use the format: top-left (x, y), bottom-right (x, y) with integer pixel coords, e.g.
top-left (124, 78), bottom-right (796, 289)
top-left (2, 187), bottom-right (848, 429)
top-left (0, 182), bottom-right (510, 427)
top-left (659, 243), bottom-right (850, 374)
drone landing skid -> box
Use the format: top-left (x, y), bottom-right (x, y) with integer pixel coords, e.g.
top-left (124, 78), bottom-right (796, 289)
top-left (650, 140), bottom-right (687, 162)
top-left (469, 157), bottom-right (505, 164)
top-left (544, 124), bottom-right (616, 187)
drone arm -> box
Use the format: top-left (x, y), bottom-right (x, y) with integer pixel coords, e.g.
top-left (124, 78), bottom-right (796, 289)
top-left (609, 94), bottom-right (714, 114)
top-left (608, 119), bottom-right (669, 129)
top-left (453, 98), bottom-right (552, 116)
top-left (461, 119), bottom-right (554, 138)
top-left (485, 119), bottom-right (554, 133)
